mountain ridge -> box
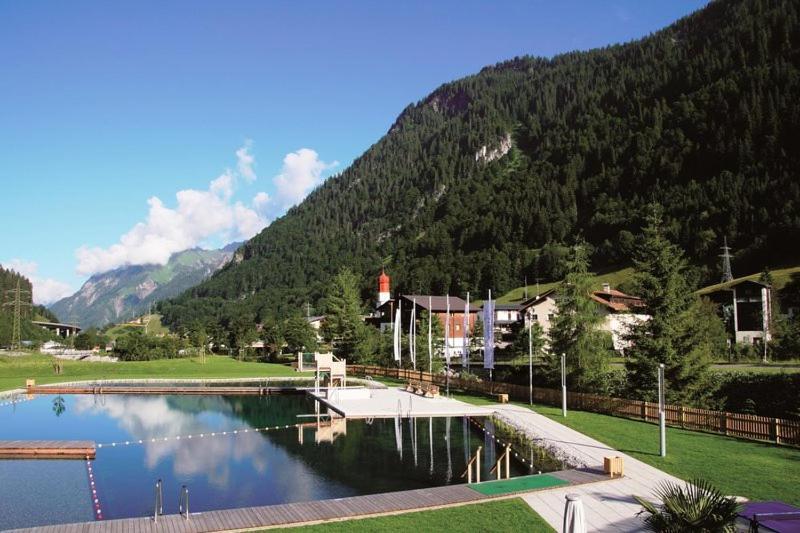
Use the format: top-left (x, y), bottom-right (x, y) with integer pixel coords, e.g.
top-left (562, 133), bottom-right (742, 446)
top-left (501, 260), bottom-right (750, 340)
top-left (51, 245), bottom-right (240, 328)
top-left (160, 0), bottom-right (800, 331)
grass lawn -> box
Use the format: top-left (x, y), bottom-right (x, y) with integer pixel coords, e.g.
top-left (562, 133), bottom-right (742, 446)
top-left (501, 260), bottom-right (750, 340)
top-left (279, 498), bottom-right (553, 532)
top-left (0, 353), bottom-right (304, 392)
top-left (450, 390), bottom-right (800, 506)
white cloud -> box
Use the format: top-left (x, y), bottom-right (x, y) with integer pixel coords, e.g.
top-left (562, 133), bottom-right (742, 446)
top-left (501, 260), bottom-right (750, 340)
top-left (273, 148), bottom-right (338, 209)
top-left (236, 139), bottom-right (257, 183)
top-left (252, 191), bottom-right (271, 212)
top-left (75, 145), bottom-right (267, 276)
top-left (3, 259), bottom-right (73, 305)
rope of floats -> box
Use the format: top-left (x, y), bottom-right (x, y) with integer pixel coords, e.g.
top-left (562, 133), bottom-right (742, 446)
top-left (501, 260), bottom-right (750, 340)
top-left (467, 417), bottom-right (542, 471)
top-left (96, 422), bottom-right (305, 449)
top-left (85, 456), bottom-right (104, 520)
top-left (0, 396), bottom-right (32, 408)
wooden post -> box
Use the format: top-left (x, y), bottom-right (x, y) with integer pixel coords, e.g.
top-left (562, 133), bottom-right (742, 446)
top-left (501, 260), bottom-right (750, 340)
top-left (679, 406), bottom-right (685, 429)
top-left (721, 412), bottom-right (728, 435)
top-left (641, 401), bottom-right (647, 420)
top-left (504, 445), bottom-right (510, 479)
top-left (774, 418), bottom-right (781, 445)
top-left (476, 447), bottom-right (481, 483)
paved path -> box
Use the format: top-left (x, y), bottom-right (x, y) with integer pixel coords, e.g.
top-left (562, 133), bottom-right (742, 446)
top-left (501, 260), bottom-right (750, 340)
top-left (494, 403), bottom-right (681, 532)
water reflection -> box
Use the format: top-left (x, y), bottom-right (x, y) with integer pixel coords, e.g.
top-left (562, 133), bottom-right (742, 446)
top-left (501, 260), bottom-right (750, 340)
top-left (1, 393), bottom-right (541, 528)
top-left (73, 394), bottom-right (270, 486)
top-left (52, 395), bottom-right (66, 417)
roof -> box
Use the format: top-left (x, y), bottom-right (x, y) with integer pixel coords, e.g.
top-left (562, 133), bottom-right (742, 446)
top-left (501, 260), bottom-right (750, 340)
top-left (493, 303), bottom-right (521, 311)
top-left (590, 288), bottom-right (644, 312)
top-left (730, 279), bottom-right (771, 288)
top-left (518, 289), bottom-right (557, 310)
top-left (306, 315), bottom-right (325, 323)
top-left (400, 294), bottom-right (481, 312)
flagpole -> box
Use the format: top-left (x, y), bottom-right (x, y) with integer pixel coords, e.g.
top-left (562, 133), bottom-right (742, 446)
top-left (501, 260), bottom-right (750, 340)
top-left (463, 292), bottom-right (469, 372)
top-left (488, 289), bottom-right (493, 382)
top-left (445, 294), bottom-right (450, 397)
top-left (411, 298), bottom-right (417, 370)
top-left (428, 296), bottom-right (432, 372)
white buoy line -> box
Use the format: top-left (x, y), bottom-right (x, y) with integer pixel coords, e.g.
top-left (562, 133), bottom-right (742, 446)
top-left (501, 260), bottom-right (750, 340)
top-left (96, 422), bottom-right (305, 449)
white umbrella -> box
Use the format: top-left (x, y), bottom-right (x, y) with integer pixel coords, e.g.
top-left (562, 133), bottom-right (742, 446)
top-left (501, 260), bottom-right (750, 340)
top-left (563, 493), bottom-right (586, 533)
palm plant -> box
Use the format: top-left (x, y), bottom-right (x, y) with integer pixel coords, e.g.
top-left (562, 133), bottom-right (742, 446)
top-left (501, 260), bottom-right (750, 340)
top-left (634, 478), bottom-right (740, 532)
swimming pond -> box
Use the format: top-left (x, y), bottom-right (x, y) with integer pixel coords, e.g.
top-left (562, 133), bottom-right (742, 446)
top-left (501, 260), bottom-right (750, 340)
top-left (0, 393), bottom-right (558, 529)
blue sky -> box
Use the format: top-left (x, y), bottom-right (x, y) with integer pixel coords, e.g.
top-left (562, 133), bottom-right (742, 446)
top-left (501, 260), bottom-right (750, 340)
top-left (0, 0), bottom-right (708, 304)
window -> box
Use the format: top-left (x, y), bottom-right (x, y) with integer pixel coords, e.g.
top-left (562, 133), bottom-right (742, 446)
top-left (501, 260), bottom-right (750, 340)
top-left (547, 314), bottom-right (554, 322)
top-left (455, 324), bottom-right (460, 331)
top-left (531, 314), bottom-right (539, 321)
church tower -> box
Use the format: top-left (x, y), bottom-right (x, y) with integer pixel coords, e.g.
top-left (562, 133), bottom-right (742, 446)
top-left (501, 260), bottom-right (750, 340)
top-left (378, 269), bottom-right (391, 305)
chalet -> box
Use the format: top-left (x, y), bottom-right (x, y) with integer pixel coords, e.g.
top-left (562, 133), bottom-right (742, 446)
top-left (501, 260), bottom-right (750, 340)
top-left (519, 289), bottom-right (558, 333)
top-left (590, 284), bottom-right (649, 351)
top-left (516, 284), bottom-right (649, 352)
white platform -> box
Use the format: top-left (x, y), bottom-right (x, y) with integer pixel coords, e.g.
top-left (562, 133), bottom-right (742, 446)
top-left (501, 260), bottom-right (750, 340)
top-left (308, 387), bottom-right (495, 418)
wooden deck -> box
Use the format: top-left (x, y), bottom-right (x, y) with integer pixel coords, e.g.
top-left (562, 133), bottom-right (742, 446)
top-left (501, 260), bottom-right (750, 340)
top-left (6, 469), bottom-right (608, 532)
top-left (0, 440), bottom-right (95, 459)
top-left (27, 385), bottom-right (305, 396)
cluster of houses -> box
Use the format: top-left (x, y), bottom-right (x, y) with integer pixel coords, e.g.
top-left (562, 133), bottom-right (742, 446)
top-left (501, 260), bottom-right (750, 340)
top-left (295, 264), bottom-right (776, 359)
top-left (362, 269), bottom-right (650, 356)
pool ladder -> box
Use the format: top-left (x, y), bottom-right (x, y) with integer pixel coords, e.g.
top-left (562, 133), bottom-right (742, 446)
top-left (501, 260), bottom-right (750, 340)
top-left (152, 480), bottom-right (189, 522)
top-left (460, 446), bottom-right (482, 483)
top-left (489, 444), bottom-right (512, 480)
top-left (179, 485), bottom-right (190, 520)
top-left (153, 479), bottom-right (163, 522)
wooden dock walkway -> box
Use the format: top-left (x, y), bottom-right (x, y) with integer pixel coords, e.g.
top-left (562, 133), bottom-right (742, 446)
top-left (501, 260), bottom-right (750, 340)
top-left (5, 469), bottom-right (608, 532)
top-left (0, 440), bottom-right (95, 459)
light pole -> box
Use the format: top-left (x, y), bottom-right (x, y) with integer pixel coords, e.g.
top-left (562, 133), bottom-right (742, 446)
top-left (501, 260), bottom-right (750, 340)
top-left (658, 363), bottom-right (666, 457)
top-left (561, 353), bottom-right (567, 417)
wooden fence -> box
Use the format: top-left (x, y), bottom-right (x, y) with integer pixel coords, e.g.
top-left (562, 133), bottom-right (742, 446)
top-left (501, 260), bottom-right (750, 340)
top-left (349, 364), bottom-right (800, 447)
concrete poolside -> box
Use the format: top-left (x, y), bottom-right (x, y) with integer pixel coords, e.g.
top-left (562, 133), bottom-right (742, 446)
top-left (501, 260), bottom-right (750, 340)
top-left (309, 386), bottom-right (497, 418)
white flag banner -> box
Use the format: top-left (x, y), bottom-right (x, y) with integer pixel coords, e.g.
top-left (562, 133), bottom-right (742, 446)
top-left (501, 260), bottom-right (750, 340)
top-left (393, 302), bottom-right (402, 363)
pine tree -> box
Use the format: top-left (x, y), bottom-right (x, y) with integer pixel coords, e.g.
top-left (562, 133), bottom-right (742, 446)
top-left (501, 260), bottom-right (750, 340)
top-left (322, 268), bottom-right (367, 359)
top-left (625, 204), bottom-right (709, 402)
top-left (548, 242), bottom-right (607, 392)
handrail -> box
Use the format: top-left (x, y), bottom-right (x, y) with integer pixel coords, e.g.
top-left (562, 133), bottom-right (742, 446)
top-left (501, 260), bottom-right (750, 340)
top-left (179, 484), bottom-right (189, 520)
top-left (489, 444), bottom-right (512, 480)
top-left (153, 479), bottom-right (163, 522)
top-left (459, 446), bottom-right (482, 483)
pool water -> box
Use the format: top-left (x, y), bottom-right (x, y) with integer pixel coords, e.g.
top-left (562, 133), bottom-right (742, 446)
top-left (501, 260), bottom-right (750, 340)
top-left (0, 393), bottom-right (548, 529)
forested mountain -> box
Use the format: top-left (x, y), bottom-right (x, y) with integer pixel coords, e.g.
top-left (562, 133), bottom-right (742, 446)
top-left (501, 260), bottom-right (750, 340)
top-left (51, 246), bottom-right (239, 328)
top-left (161, 0), bottom-right (800, 331)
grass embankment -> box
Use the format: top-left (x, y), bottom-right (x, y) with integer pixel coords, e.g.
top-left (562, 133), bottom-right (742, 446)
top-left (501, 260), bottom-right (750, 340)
top-left (449, 391), bottom-right (800, 506)
top-left (0, 353), bottom-right (302, 392)
top-left (280, 498), bottom-right (553, 532)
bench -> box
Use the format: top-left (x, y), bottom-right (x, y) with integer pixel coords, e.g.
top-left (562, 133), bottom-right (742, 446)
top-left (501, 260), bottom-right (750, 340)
top-left (493, 393), bottom-right (509, 404)
top-left (405, 381), bottom-right (440, 398)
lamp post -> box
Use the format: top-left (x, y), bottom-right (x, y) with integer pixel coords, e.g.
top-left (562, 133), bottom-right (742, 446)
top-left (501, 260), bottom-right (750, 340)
top-left (658, 363), bottom-right (666, 457)
top-left (561, 353), bottom-right (567, 417)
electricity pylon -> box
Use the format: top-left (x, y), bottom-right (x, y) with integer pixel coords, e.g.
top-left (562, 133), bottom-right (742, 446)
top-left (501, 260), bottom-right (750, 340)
top-left (720, 237), bottom-right (733, 283)
top-left (4, 279), bottom-right (31, 350)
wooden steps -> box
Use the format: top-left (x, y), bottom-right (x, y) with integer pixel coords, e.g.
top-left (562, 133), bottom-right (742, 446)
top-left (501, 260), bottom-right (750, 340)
top-left (0, 440), bottom-right (96, 459)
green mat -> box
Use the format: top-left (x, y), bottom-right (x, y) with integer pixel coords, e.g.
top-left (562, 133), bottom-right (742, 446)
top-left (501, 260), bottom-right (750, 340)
top-left (468, 474), bottom-right (569, 496)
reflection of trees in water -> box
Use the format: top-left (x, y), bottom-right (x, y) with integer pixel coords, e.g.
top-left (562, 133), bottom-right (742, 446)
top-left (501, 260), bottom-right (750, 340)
top-left (52, 395), bottom-right (66, 417)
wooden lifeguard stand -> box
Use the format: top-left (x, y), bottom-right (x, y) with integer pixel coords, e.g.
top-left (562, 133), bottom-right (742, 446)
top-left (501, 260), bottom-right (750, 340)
top-left (313, 352), bottom-right (346, 389)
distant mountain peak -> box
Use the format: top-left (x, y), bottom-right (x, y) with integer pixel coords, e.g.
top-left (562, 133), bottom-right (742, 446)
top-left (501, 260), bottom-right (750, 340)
top-left (50, 245), bottom-right (236, 328)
